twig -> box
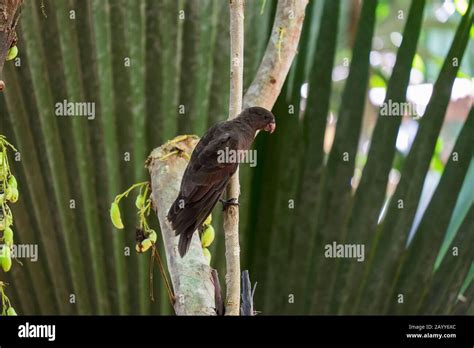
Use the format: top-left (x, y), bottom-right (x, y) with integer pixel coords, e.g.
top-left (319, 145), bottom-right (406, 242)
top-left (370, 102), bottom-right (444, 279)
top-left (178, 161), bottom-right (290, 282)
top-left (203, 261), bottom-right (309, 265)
top-left (223, 0), bottom-right (245, 316)
top-left (149, 248), bottom-right (154, 302)
top-left (152, 246), bottom-right (175, 308)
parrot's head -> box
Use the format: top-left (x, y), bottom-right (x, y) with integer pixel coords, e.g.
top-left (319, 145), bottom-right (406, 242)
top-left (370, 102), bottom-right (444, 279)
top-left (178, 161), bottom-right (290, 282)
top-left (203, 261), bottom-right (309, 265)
top-left (243, 106), bottom-right (276, 134)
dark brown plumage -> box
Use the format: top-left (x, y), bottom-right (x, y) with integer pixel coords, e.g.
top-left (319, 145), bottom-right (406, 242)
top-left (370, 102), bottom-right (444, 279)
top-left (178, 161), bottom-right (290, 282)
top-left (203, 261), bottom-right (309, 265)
top-left (167, 106), bottom-right (276, 257)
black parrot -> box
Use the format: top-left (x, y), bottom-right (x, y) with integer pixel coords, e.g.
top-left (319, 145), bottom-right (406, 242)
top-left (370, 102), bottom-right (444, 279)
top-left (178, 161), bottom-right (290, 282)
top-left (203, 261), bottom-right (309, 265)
top-left (167, 106), bottom-right (276, 257)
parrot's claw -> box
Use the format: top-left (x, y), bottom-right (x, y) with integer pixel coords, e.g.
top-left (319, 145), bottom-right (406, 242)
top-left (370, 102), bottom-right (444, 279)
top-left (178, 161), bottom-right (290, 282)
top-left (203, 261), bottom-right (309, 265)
top-left (219, 198), bottom-right (240, 211)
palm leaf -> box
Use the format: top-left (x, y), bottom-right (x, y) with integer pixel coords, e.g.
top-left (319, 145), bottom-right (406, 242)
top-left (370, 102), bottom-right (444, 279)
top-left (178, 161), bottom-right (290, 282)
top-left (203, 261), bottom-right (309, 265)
top-left (1, 0), bottom-right (471, 316)
top-left (307, 0), bottom-right (378, 314)
top-left (356, 0), bottom-right (473, 314)
top-left (333, 0), bottom-right (426, 314)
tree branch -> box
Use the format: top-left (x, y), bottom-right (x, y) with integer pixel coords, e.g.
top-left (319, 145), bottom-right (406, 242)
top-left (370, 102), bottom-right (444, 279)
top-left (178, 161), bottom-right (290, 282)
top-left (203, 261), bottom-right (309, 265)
top-left (243, 0), bottom-right (308, 109)
top-left (0, 0), bottom-right (22, 92)
top-left (146, 136), bottom-right (216, 315)
top-left (223, 0), bottom-right (245, 316)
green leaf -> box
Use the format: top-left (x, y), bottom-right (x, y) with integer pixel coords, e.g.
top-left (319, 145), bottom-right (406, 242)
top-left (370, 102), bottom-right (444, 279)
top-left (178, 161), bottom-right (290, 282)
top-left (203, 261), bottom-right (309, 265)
top-left (417, 206), bottom-right (474, 314)
top-left (307, 0), bottom-right (378, 314)
top-left (355, 0), bottom-right (473, 314)
top-left (280, 0), bottom-right (341, 314)
top-left (20, 0), bottom-right (93, 314)
top-left (92, 0), bottom-right (129, 314)
top-left (435, 159), bottom-right (474, 270)
top-left (332, 0), bottom-right (426, 315)
top-left (2, 67), bottom-right (69, 314)
top-left (54, 0), bottom-right (111, 314)
top-left (390, 107), bottom-right (474, 314)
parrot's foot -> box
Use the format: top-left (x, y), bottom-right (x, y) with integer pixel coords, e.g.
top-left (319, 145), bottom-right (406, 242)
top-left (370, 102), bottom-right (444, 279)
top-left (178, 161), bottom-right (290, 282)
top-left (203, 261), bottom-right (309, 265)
top-left (219, 198), bottom-right (240, 211)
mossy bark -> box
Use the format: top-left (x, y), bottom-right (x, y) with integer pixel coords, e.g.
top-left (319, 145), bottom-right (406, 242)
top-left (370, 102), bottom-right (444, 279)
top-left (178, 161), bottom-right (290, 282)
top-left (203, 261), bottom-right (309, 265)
top-left (147, 136), bottom-right (217, 315)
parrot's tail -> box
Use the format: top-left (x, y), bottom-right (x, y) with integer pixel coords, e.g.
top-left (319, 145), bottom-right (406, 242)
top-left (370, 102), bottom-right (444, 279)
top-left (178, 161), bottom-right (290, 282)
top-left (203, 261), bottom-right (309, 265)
top-left (168, 189), bottom-right (223, 257)
top-left (178, 232), bottom-right (193, 258)
top-left (167, 194), bottom-right (199, 257)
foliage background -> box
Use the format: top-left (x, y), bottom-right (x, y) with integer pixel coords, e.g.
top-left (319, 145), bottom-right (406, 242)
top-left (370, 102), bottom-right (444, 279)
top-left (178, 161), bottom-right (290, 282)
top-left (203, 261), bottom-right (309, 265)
top-left (0, 0), bottom-right (472, 315)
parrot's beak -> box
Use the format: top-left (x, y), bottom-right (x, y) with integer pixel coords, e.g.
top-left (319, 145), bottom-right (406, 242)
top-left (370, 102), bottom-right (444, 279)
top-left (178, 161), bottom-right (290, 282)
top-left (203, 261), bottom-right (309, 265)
top-left (264, 121), bottom-right (276, 134)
